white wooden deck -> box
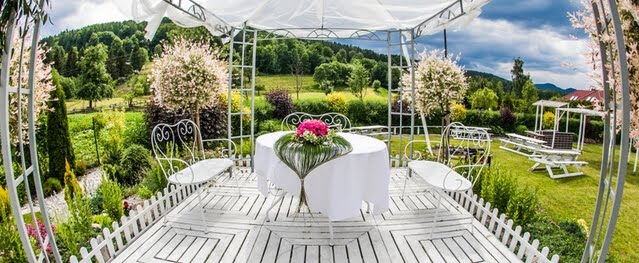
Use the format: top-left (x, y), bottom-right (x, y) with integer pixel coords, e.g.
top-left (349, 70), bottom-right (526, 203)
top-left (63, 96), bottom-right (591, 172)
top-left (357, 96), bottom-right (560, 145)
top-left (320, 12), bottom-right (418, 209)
top-left (111, 169), bottom-right (522, 263)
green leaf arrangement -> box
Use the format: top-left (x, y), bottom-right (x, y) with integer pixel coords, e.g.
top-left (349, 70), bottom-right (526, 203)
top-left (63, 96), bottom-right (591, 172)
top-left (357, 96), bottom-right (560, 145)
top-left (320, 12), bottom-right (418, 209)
top-left (274, 132), bottom-right (353, 213)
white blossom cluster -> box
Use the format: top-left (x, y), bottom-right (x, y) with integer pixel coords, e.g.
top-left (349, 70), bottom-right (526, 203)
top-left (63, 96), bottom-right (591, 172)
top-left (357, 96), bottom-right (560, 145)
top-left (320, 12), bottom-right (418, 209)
top-left (4, 33), bottom-right (55, 145)
top-left (401, 49), bottom-right (468, 117)
top-left (150, 38), bottom-right (228, 112)
top-left (570, 0), bottom-right (639, 145)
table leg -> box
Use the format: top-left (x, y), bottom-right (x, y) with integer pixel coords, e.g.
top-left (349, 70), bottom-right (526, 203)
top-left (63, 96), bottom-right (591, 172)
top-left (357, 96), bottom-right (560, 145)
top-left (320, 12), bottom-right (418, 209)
top-left (328, 220), bottom-right (334, 246)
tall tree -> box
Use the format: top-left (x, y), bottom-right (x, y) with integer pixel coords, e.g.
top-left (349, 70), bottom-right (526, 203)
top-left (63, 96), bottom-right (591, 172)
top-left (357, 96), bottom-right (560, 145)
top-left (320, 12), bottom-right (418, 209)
top-left (107, 37), bottom-right (131, 81)
top-left (510, 57), bottom-right (530, 98)
top-left (48, 69), bottom-right (75, 182)
top-left (348, 61), bottom-right (370, 101)
top-left (77, 44), bottom-right (114, 109)
top-left (48, 44), bottom-right (67, 73)
top-left (520, 79), bottom-right (539, 113)
top-left (290, 43), bottom-right (308, 100)
top-left (65, 46), bottom-right (79, 77)
top-left (130, 47), bottom-right (148, 72)
top-left (470, 87), bottom-right (499, 110)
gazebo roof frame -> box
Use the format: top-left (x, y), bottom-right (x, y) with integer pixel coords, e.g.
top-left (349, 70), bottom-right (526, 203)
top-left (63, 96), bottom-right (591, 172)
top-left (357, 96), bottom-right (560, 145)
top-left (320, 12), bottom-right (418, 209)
top-left (120, 0), bottom-right (490, 41)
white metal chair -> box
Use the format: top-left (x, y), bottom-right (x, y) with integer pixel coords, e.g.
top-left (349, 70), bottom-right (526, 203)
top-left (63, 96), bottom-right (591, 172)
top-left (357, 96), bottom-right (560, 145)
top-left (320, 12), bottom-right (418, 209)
top-left (151, 119), bottom-right (236, 232)
top-left (402, 122), bottom-right (491, 237)
top-left (281, 112), bottom-right (352, 132)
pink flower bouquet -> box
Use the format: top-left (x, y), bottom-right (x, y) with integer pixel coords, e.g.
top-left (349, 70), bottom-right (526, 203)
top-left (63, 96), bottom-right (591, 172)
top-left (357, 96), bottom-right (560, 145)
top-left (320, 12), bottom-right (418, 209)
top-left (294, 119), bottom-right (336, 144)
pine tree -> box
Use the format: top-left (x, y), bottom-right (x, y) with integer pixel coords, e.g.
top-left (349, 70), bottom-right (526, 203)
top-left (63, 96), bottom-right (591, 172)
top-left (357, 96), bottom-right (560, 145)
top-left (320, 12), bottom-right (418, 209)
top-left (510, 57), bottom-right (530, 98)
top-left (65, 46), bottom-right (79, 77)
top-left (77, 44), bottom-right (114, 108)
top-left (48, 69), bottom-right (75, 182)
top-left (131, 47), bottom-right (148, 71)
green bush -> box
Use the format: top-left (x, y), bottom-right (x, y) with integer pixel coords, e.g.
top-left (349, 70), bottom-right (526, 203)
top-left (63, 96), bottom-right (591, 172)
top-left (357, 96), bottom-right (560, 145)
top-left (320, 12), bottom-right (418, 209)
top-left (43, 178), bottom-right (63, 196)
top-left (139, 163), bottom-right (168, 197)
top-left (91, 213), bottom-right (113, 229)
top-left (294, 98), bottom-right (329, 115)
top-left (75, 159), bottom-right (87, 176)
top-left (372, 80), bottom-right (381, 92)
top-left (515, 125), bottom-right (528, 135)
top-left (58, 196), bottom-right (94, 260)
top-left (474, 166), bottom-right (539, 227)
top-left (136, 185), bottom-right (154, 199)
top-left (325, 93), bottom-right (348, 114)
top-left (123, 112), bottom-right (148, 147)
top-left (527, 218), bottom-right (587, 263)
top-left (506, 187), bottom-right (538, 226)
top-left (258, 119), bottom-right (281, 134)
top-left (450, 104), bottom-right (467, 123)
top-left (99, 177), bottom-right (124, 221)
top-left (119, 144), bottom-right (152, 186)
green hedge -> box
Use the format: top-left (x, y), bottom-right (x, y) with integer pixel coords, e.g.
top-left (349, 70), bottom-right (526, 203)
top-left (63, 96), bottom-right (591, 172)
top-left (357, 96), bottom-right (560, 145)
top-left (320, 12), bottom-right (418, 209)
top-left (254, 99), bottom-right (605, 140)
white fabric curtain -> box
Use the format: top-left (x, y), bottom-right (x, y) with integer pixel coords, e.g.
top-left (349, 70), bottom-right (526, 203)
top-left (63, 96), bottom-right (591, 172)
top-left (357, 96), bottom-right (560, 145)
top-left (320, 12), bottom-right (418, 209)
top-left (113, 0), bottom-right (490, 39)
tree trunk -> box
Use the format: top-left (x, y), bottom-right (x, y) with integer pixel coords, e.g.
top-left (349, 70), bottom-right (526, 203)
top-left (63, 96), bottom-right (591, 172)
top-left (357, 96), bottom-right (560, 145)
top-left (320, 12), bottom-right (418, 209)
top-left (89, 100), bottom-right (93, 109)
top-left (193, 103), bottom-right (203, 153)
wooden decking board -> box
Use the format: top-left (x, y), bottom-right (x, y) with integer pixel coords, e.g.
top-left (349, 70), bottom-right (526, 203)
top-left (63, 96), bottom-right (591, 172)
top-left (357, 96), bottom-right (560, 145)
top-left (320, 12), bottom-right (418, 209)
top-left (111, 168), bottom-right (523, 262)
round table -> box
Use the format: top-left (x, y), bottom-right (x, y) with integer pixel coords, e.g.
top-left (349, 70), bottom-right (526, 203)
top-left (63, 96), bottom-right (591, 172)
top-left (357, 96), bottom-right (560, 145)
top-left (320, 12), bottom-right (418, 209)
top-left (255, 131), bottom-right (390, 221)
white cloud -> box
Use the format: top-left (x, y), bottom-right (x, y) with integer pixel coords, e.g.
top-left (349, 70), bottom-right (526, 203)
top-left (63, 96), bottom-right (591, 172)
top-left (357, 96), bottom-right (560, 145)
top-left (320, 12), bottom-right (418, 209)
top-left (41, 0), bottom-right (127, 36)
top-left (446, 17), bottom-right (594, 90)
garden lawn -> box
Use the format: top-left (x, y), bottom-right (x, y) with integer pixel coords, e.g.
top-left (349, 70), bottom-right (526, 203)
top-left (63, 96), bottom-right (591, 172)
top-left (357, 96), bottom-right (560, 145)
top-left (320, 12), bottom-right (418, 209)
top-left (389, 136), bottom-right (638, 262)
top-left (68, 112), bottom-right (145, 167)
top-left (256, 74), bottom-right (316, 92)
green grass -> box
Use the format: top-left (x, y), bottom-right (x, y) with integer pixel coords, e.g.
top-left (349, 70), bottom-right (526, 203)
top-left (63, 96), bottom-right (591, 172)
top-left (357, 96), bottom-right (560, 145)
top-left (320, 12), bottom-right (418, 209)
top-left (256, 74), bottom-right (316, 92)
top-left (387, 135), bottom-right (639, 262)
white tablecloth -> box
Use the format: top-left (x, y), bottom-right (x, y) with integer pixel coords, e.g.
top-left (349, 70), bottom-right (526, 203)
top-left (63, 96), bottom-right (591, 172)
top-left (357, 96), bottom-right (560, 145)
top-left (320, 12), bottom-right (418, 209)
top-left (255, 131), bottom-right (390, 221)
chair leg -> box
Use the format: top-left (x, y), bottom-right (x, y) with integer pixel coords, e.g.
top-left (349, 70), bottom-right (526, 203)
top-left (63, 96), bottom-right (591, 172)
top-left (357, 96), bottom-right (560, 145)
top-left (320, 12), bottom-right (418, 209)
top-left (430, 190), bottom-right (443, 240)
top-left (400, 172), bottom-right (409, 200)
top-left (366, 201), bottom-right (371, 214)
top-left (196, 187), bottom-right (210, 234)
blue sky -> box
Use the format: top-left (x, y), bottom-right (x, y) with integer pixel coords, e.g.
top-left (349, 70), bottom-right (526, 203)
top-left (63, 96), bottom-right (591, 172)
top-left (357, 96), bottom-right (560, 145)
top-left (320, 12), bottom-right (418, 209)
top-left (42, 0), bottom-right (592, 90)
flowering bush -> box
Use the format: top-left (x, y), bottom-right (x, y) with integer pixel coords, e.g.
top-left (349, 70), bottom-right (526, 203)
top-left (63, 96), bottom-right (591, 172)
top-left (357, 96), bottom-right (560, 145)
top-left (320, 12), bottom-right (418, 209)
top-left (294, 120), bottom-right (336, 145)
top-left (26, 220), bottom-right (55, 254)
top-left (402, 49), bottom-right (467, 125)
top-left (150, 37), bottom-right (227, 127)
top-left (6, 33), bottom-right (55, 144)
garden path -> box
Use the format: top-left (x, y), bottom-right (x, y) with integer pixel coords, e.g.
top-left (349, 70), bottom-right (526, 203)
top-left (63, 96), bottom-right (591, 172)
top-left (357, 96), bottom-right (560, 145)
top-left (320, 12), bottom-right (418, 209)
top-left (20, 168), bottom-right (103, 220)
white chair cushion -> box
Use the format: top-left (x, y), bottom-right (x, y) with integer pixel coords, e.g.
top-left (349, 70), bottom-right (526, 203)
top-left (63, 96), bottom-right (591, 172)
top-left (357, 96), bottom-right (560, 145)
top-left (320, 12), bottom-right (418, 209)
top-left (168, 158), bottom-right (234, 185)
top-left (407, 160), bottom-right (472, 192)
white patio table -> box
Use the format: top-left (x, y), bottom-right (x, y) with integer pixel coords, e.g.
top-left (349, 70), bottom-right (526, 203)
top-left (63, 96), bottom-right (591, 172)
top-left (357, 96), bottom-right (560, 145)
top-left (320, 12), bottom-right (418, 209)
top-left (255, 131), bottom-right (390, 221)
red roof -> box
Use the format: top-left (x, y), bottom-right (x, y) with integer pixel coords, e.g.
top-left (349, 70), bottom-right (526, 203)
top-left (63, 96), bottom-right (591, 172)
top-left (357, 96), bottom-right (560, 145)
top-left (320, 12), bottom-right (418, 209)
top-left (562, 90), bottom-right (604, 102)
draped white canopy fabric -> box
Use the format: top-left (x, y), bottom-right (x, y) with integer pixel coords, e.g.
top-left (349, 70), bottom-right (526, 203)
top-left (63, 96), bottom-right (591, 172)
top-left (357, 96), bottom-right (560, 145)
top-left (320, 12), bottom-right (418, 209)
top-left (114, 0), bottom-right (490, 39)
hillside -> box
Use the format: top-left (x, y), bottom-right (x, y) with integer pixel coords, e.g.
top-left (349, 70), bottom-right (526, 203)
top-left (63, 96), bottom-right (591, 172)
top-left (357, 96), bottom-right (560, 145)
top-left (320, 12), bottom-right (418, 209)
top-left (535, 83), bottom-right (576, 95)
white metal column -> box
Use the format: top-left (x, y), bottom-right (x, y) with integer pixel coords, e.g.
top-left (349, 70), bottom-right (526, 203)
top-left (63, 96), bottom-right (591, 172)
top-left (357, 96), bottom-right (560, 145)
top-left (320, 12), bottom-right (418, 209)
top-left (227, 26), bottom-right (257, 170)
top-left (387, 30), bottom-right (417, 162)
top-left (582, 0), bottom-right (631, 262)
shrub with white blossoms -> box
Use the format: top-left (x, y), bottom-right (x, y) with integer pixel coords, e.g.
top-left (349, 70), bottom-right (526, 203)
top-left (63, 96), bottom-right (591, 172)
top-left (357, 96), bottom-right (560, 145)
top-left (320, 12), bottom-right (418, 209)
top-left (150, 38), bottom-right (228, 128)
top-left (401, 49), bottom-right (468, 125)
top-left (3, 33), bottom-right (55, 145)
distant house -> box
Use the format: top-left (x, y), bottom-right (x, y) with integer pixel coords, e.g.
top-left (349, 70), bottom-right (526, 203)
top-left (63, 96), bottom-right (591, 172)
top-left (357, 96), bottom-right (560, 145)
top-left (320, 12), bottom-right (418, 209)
top-left (562, 89), bottom-right (604, 103)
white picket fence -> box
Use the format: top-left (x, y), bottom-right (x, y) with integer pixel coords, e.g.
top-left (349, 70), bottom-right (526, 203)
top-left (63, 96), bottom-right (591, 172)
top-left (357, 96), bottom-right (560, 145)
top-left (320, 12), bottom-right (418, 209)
top-left (69, 184), bottom-right (200, 263)
top-left (391, 155), bottom-right (560, 263)
top-left (69, 155), bottom-right (252, 263)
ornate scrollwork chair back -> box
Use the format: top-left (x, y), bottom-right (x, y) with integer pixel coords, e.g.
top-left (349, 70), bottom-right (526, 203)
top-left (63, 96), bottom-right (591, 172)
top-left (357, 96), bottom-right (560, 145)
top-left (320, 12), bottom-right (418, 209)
top-left (281, 112), bottom-right (352, 132)
top-left (402, 122), bottom-right (491, 197)
top-left (151, 119), bottom-right (205, 183)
